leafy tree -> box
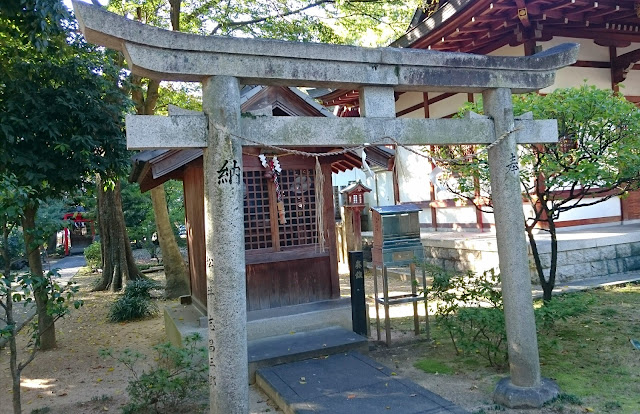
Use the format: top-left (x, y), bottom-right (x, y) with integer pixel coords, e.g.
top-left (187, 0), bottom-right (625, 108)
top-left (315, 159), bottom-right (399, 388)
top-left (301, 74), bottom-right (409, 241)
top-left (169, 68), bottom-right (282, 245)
top-left (433, 86), bottom-right (640, 301)
top-left (121, 180), bottom-right (155, 245)
top-left (103, 1), bottom-right (202, 299)
top-left (0, 0), bottom-right (132, 347)
top-left (98, 0), bottom-right (422, 297)
top-left (0, 174), bottom-right (82, 414)
top-left (108, 0), bottom-right (421, 46)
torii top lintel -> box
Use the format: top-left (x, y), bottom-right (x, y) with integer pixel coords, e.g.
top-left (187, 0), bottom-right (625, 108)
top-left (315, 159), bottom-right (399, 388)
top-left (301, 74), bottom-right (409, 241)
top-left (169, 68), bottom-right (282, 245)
top-left (72, 1), bottom-right (578, 93)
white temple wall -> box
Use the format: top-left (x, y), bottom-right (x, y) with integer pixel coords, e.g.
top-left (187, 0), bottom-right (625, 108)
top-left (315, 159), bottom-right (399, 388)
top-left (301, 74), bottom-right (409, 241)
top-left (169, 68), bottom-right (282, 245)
top-left (555, 197), bottom-right (621, 224)
top-left (397, 147), bottom-right (432, 203)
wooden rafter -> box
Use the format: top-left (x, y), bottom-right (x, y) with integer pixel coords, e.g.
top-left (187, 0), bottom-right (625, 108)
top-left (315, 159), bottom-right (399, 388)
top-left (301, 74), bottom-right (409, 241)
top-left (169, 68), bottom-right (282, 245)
top-left (612, 47), bottom-right (640, 83)
top-left (396, 0), bottom-right (640, 54)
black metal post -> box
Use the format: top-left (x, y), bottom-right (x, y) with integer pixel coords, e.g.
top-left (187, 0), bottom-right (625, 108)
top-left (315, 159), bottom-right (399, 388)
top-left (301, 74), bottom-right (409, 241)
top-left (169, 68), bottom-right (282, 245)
top-left (348, 251), bottom-right (367, 336)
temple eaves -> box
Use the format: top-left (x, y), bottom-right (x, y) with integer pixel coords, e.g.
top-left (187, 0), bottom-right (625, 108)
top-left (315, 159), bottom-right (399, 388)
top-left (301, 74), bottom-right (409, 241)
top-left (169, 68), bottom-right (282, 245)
top-left (72, 1), bottom-right (578, 93)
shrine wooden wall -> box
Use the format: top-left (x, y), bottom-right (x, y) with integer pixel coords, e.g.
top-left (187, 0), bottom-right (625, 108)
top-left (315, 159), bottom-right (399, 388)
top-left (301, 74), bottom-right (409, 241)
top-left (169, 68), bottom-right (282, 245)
top-left (181, 155), bottom-right (339, 312)
top-left (183, 160), bottom-right (207, 309)
top-left (246, 255), bottom-right (332, 310)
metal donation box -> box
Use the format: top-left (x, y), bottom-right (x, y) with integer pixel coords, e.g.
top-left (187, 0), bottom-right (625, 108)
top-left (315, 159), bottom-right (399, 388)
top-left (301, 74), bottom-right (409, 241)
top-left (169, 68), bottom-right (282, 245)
top-left (371, 204), bottom-right (429, 345)
top-left (371, 205), bottom-right (423, 266)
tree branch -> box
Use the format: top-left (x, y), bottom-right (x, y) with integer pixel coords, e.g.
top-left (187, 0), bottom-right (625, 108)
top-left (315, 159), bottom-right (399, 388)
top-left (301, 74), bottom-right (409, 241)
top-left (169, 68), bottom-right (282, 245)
top-left (213, 0), bottom-right (336, 34)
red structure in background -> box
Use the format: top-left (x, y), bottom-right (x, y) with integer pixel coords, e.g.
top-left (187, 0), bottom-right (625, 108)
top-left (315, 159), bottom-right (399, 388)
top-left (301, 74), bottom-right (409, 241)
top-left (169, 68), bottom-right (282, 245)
top-left (341, 181), bottom-right (372, 251)
top-left (62, 212), bottom-right (95, 256)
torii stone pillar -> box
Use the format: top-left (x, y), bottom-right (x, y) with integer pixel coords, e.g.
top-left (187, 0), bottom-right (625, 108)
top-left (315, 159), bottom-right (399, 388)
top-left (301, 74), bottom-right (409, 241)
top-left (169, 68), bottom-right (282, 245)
top-left (202, 76), bottom-right (248, 413)
top-left (485, 89), bottom-right (559, 407)
top-left (71, 2), bottom-right (580, 411)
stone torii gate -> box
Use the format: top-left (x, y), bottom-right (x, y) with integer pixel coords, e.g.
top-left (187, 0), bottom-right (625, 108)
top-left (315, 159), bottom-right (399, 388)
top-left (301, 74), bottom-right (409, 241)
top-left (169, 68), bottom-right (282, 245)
top-left (73, 2), bottom-right (578, 411)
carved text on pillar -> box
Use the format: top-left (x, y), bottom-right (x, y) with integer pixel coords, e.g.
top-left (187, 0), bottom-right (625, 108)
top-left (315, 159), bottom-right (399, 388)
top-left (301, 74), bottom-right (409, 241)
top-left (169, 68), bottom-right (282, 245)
top-left (217, 159), bottom-right (241, 185)
top-left (354, 260), bottom-right (364, 279)
top-left (506, 153), bottom-right (519, 175)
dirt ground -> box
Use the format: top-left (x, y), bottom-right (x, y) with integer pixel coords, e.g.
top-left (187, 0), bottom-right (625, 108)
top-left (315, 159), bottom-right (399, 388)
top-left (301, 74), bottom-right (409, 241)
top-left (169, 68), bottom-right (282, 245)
top-left (1, 263), bottom-right (570, 414)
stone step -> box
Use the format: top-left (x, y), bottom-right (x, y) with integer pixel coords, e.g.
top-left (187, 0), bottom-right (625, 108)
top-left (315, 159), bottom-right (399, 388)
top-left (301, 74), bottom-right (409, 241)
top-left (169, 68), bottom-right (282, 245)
top-left (248, 326), bottom-right (368, 384)
top-left (247, 298), bottom-right (353, 341)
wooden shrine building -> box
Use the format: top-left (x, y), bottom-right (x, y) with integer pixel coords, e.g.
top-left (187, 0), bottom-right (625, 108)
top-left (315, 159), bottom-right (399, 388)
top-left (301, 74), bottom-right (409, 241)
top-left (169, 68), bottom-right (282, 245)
top-left (131, 86), bottom-right (365, 312)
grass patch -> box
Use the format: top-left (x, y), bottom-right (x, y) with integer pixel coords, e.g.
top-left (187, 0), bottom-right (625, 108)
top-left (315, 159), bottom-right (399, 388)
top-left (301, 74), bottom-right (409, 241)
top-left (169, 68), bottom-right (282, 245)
top-left (537, 284), bottom-right (640, 414)
top-left (545, 393), bottom-right (583, 406)
top-left (414, 358), bottom-right (454, 374)
top-left (382, 283), bottom-right (640, 414)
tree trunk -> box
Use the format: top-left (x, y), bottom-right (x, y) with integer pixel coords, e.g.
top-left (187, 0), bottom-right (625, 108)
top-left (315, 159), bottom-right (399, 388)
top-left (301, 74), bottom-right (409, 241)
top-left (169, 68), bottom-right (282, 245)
top-left (131, 74), bottom-right (190, 298)
top-left (543, 219), bottom-right (558, 302)
top-left (22, 204), bottom-right (56, 350)
top-left (8, 283), bottom-right (22, 414)
top-left (2, 223), bottom-right (22, 414)
top-left (150, 185), bottom-right (190, 298)
top-left (526, 207), bottom-right (558, 303)
top-left (94, 177), bottom-right (142, 291)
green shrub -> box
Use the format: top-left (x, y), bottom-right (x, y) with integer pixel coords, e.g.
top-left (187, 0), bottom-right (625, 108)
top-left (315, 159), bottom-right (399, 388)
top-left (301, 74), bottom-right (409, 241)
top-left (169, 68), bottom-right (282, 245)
top-left (55, 245), bottom-right (65, 257)
top-left (425, 264), bottom-right (592, 368)
top-left (84, 241), bottom-right (102, 271)
top-left (123, 278), bottom-right (158, 299)
top-left (101, 334), bottom-right (208, 414)
top-left (427, 266), bottom-right (507, 367)
top-left (535, 293), bottom-right (595, 333)
top-left (108, 295), bottom-right (157, 322)
top-left (108, 279), bottom-right (159, 322)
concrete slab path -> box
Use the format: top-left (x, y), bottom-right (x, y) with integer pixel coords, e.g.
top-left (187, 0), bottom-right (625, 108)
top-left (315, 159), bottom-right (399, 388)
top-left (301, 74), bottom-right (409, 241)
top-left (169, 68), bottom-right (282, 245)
top-left (0, 254), bottom-right (86, 348)
top-left (256, 351), bottom-right (470, 414)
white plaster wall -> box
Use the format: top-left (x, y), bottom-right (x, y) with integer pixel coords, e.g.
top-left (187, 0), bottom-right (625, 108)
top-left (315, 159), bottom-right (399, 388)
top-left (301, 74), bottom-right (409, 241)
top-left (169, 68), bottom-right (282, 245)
top-left (397, 147), bottom-right (432, 203)
top-left (419, 208), bottom-right (432, 225)
top-left (542, 67), bottom-right (611, 93)
top-left (435, 186), bottom-right (457, 200)
top-left (621, 70), bottom-right (640, 95)
top-left (491, 37), bottom-right (640, 94)
top-left (395, 92), bottom-right (424, 117)
top-left (436, 206), bottom-right (476, 224)
top-left (555, 197), bottom-right (621, 222)
top-left (427, 93), bottom-right (469, 118)
top-left (540, 37), bottom-right (609, 60)
top-left (481, 210), bottom-right (495, 225)
top-left (368, 171), bottom-right (394, 207)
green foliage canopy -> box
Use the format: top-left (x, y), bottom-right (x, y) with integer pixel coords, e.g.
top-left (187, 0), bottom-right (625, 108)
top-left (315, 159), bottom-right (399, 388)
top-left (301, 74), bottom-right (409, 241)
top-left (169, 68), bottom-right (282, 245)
top-left (107, 0), bottom-right (421, 46)
top-left (436, 85), bottom-right (640, 220)
top-left (0, 0), bottom-right (131, 205)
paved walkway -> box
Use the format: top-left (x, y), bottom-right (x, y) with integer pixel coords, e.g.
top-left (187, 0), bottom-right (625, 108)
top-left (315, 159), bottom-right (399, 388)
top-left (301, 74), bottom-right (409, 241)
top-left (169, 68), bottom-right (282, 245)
top-left (257, 351), bottom-right (470, 414)
top-left (0, 254), bottom-right (86, 348)
top-left (531, 271), bottom-right (640, 298)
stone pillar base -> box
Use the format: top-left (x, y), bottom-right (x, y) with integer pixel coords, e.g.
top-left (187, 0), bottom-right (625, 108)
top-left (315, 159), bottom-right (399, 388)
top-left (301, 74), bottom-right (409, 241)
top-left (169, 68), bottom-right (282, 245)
top-left (493, 377), bottom-right (560, 408)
